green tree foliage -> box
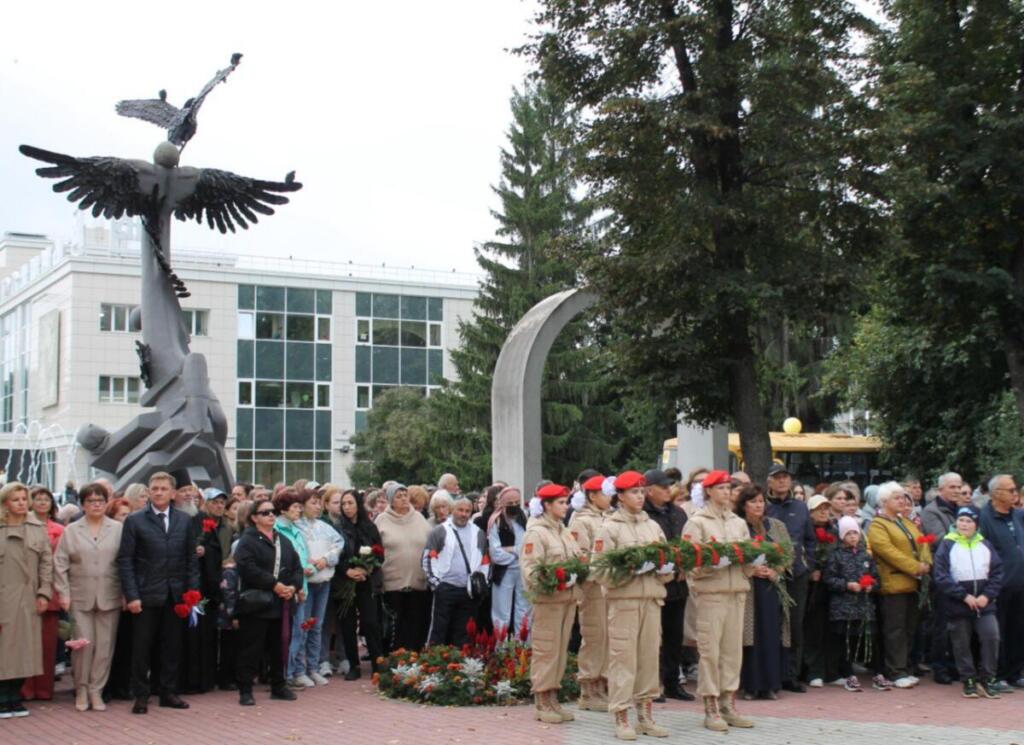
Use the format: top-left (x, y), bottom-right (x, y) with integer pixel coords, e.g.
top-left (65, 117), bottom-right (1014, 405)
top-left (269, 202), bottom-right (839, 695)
top-left (348, 388), bottom-right (437, 487)
top-left (525, 0), bottom-right (877, 479)
top-left (826, 0), bottom-right (1024, 480)
top-left (428, 83), bottom-right (632, 487)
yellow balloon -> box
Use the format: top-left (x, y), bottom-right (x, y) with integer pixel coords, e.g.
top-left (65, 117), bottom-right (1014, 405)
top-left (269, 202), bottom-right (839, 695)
top-left (782, 417), bottom-right (802, 435)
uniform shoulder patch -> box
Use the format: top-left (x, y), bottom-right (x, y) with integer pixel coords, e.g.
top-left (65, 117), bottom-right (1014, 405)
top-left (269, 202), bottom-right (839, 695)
top-left (524, 542), bottom-right (534, 555)
top-left (571, 530), bottom-right (579, 541)
top-left (594, 538), bottom-right (604, 552)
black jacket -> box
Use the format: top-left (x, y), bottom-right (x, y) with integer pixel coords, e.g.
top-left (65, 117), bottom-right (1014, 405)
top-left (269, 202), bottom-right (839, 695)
top-left (823, 544), bottom-right (878, 623)
top-left (643, 499), bottom-right (688, 602)
top-left (193, 513), bottom-right (229, 602)
top-left (978, 503), bottom-right (1024, 591)
top-left (766, 494), bottom-right (816, 577)
top-left (338, 517), bottom-right (384, 593)
top-left (233, 526), bottom-right (303, 619)
top-left (118, 505), bottom-right (200, 606)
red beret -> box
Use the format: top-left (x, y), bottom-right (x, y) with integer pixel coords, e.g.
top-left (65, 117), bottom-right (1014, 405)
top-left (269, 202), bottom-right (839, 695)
top-left (537, 483), bottom-right (570, 500)
top-left (613, 470), bottom-right (646, 490)
top-left (702, 470), bottom-right (731, 488)
top-left (581, 475), bottom-right (606, 492)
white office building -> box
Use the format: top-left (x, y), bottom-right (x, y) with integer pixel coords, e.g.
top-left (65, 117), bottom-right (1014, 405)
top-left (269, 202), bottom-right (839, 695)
top-left (0, 225), bottom-right (478, 490)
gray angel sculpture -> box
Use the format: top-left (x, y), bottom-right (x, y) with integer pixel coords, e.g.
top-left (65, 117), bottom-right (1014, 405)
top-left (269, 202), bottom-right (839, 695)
top-left (20, 131), bottom-right (300, 491)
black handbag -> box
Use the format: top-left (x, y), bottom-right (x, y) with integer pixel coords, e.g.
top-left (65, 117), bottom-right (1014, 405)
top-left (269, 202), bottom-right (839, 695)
top-left (453, 527), bottom-right (490, 600)
top-left (236, 533), bottom-right (281, 615)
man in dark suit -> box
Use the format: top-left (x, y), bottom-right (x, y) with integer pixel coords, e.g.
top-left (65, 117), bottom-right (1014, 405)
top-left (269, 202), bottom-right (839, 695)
top-left (643, 468), bottom-right (695, 701)
top-left (118, 471), bottom-right (200, 714)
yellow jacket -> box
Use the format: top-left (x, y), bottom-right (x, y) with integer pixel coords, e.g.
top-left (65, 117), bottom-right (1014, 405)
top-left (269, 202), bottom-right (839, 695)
top-left (866, 514), bottom-right (932, 595)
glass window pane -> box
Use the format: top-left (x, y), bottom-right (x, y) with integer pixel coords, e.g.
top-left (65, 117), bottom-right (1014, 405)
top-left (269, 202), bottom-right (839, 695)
top-left (255, 381), bottom-right (284, 407)
top-left (401, 348), bottom-right (427, 385)
top-left (355, 292), bottom-right (372, 316)
top-left (286, 410), bottom-right (314, 449)
top-left (317, 317), bottom-right (331, 341)
top-left (372, 347), bottom-right (399, 384)
top-left (315, 462), bottom-right (331, 485)
top-left (236, 408), bottom-right (254, 448)
top-left (237, 312), bottom-right (255, 340)
top-left (255, 451), bottom-right (285, 460)
top-left (427, 297), bottom-right (443, 321)
top-left (239, 381), bottom-right (253, 406)
top-left (355, 410), bottom-right (368, 433)
top-left (315, 410), bottom-right (331, 450)
top-left (286, 315), bottom-right (314, 341)
top-left (286, 341), bottom-right (315, 381)
top-left (98, 376), bottom-right (110, 402)
top-left (237, 340), bottom-right (254, 378)
top-left (355, 345), bottom-right (371, 383)
top-left (194, 310), bottom-right (209, 336)
top-left (236, 450), bottom-right (253, 460)
top-left (254, 409), bottom-right (284, 449)
top-left (236, 461), bottom-right (253, 483)
top-left (287, 288), bottom-right (315, 314)
top-left (315, 343), bottom-right (332, 382)
top-left (99, 304), bottom-right (111, 331)
top-left (317, 383), bottom-right (330, 408)
top-left (373, 294), bottom-right (399, 319)
top-left (316, 290), bottom-right (332, 314)
top-left (286, 382), bottom-right (314, 408)
top-left (372, 319), bottom-right (400, 346)
top-left (401, 321), bottom-right (427, 347)
top-left (357, 319), bottom-right (370, 343)
top-left (429, 323), bottom-right (442, 347)
top-left (315, 450), bottom-right (332, 462)
top-left (255, 460), bottom-right (284, 488)
top-left (428, 349), bottom-right (444, 384)
top-left (356, 385), bottom-right (370, 409)
top-left (238, 284), bottom-right (255, 310)
top-left (285, 462), bottom-right (314, 483)
top-left (256, 313), bottom-right (285, 340)
top-left (257, 285), bottom-right (285, 311)
top-left (112, 377), bottom-right (125, 400)
top-left (255, 340), bottom-right (284, 379)
top-left (127, 378), bottom-right (140, 403)
top-left (286, 450), bottom-right (315, 462)
top-left (114, 305), bottom-right (126, 331)
top-left (401, 296), bottom-right (427, 320)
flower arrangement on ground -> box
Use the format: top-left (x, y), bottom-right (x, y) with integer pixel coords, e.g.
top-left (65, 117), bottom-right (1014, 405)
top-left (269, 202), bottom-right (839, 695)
top-left (375, 620), bottom-right (579, 706)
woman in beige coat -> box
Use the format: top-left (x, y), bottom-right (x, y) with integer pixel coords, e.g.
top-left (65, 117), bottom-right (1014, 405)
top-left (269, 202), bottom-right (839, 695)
top-left (53, 483), bottom-right (123, 712)
top-left (0, 482), bottom-right (53, 719)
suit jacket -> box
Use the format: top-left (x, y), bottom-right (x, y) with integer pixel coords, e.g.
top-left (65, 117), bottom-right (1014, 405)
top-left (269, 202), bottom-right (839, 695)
top-left (117, 504), bottom-right (199, 606)
top-left (53, 516), bottom-right (123, 612)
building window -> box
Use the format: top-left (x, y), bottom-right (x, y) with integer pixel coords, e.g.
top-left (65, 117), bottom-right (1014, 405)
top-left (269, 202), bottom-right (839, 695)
top-left (99, 303), bottom-right (137, 332)
top-left (238, 380), bottom-right (253, 406)
top-left (316, 383), bottom-right (331, 408)
top-left (0, 312), bottom-right (14, 432)
top-left (237, 311), bottom-right (255, 340)
top-left (98, 375), bottom-right (140, 404)
top-left (182, 309), bottom-right (209, 336)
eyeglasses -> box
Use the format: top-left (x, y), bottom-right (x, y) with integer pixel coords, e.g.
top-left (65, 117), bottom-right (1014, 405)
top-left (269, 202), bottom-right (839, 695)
top-left (83, 499), bottom-right (106, 506)
top-left (995, 486), bottom-right (1020, 494)
top-left (254, 509), bottom-right (275, 516)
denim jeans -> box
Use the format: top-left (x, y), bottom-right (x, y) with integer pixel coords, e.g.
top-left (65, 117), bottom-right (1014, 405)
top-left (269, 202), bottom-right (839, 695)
top-left (288, 581), bottom-right (331, 679)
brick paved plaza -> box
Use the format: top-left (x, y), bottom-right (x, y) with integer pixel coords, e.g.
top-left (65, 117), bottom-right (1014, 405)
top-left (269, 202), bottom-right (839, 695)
top-left (4, 677), bottom-right (1023, 745)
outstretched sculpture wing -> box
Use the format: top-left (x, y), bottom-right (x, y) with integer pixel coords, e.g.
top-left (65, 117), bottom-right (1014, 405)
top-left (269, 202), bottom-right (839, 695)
top-left (166, 54), bottom-right (242, 146)
top-left (115, 97), bottom-right (181, 128)
top-left (19, 145), bottom-right (156, 220)
top-left (173, 168), bottom-right (302, 234)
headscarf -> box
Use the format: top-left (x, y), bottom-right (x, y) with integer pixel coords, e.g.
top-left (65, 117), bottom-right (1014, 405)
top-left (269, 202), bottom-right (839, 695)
top-left (488, 486), bottom-right (522, 532)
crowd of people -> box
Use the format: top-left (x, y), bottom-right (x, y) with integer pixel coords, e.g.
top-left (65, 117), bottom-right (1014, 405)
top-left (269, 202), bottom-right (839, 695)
top-left (0, 464), bottom-right (1021, 740)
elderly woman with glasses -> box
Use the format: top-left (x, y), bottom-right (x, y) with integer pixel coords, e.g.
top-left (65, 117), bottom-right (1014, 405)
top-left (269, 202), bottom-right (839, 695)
top-left (866, 481), bottom-right (933, 689)
top-left (232, 497), bottom-right (304, 705)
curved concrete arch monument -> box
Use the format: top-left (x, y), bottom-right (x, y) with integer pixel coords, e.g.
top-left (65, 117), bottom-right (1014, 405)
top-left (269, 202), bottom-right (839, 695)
top-left (491, 288), bottom-right (597, 490)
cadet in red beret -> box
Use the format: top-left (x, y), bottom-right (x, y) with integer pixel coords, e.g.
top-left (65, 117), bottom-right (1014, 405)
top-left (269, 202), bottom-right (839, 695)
top-left (521, 482), bottom-right (582, 724)
top-left (594, 471), bottom-right (672, 739)
top-left (569, 473), bottom-right (612, 711)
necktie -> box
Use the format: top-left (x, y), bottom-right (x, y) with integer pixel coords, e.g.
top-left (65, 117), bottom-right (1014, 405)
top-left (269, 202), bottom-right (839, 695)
top-left (159, 511), bottom-right (167, 532)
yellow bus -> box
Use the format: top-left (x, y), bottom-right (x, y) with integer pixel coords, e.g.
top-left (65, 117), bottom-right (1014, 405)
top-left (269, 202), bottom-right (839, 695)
top-left (662, 431), bottom-right (884, 485)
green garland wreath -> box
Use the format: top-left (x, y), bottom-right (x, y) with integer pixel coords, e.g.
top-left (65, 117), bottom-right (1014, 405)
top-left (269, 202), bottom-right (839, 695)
top-left (527, 557), bottom-right (590, 599)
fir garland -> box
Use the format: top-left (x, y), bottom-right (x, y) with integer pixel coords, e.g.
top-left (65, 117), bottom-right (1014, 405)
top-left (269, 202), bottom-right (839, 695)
top-left (527, 557), bottom-right (590, 599)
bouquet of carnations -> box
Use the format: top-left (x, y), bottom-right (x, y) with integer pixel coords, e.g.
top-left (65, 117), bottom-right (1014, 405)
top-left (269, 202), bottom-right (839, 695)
top-left (173, 589), bottom-right (207, 628)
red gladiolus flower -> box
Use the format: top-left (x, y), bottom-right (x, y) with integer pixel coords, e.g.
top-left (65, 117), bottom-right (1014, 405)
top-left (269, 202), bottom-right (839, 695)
top-left (183, 590), bottom-right (202, 607)
top-left (518, 615), bottom-right (530, 642)
top-left (554, 567), bottom-right (567, 582)
top-left (858, 574), bottom-right (876, 589)
top-left (372, 544), bottom-right (385, 557)
top-left (173, 603), bottom-right (190, 619)
top-left (466, 617), bottom-right (477, 637)
top-left (202, 518), bottom-right (217, 533)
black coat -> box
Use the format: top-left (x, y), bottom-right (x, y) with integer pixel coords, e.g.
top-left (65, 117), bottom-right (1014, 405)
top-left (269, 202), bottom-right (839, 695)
top-left (193, 513), bottom-right (228, 602)
top-left (643, 499), bottom-right (688, 602)
top-left (823, 544), bottom-right (879, 623)
top-left (233, 526), bottom-right (303, 619)
top-left (118, 505), bottom-right (200, 606)
top-left (766, 495), bottom-right (816, 577)
top-left (338, 517), bottom-right (384, 594)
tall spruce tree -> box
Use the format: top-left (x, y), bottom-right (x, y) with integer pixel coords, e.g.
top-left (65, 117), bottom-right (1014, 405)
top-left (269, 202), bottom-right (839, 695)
top-left (429, 83), bottom-right (627, 487)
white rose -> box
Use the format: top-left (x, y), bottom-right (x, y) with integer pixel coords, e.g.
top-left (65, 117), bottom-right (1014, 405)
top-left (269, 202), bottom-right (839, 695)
top-left (359, 546), bottom-right (372, 556)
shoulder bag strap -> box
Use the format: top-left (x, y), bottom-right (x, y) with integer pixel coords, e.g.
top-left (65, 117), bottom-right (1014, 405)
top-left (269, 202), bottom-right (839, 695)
top-left (452, 527), bottom-right (473, 574)
top-left (273, 533), bottom-right (282, 579)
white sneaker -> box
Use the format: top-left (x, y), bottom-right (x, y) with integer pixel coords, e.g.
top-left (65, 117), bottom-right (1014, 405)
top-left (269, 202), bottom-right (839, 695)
top-left (334, 659), bottom-right (350, 676)
top-left (808, 678), bottom-right (824, 688)
top-left (295, 673), bottom-right (316, 688)
top-left (907, 676), bottom-right (920, 686)
top-left (54, 662), bottom-right (68, 676)
top-left (318, 661), bottom-right (334, 678)
top-left (828, 678), bottom-right (846, 687)
top-left (894, 677), bottom-right (916, 689)
top-left (310, 671), bottom-right (329, 686)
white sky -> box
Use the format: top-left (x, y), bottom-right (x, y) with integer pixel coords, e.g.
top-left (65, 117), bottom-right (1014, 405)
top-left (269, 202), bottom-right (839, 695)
top-left (0, 1), bottom-right (538, 275)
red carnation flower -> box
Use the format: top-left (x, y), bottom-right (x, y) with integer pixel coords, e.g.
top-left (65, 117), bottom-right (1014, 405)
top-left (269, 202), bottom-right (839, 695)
top-left (825, 534), bottom-right (836, 544)
top-left (916, 534), bottom-right (936, 545)
top-left (183, 589), bottom-right (202, 607)
top-left (372, 544), bottom-right (385, 557)
top-left (429, 549), bottom-right (439, 560)
top-left (554, 567), bottom-right (567, 582)
top-left (300, 616), bottom-right (318, 631)
top-left (481, 554), bottom-right (491, 565)
top-left (815, 527), bottom-right (829, 543)
top-left (173, 603), bottom-right (190, 619)
top-left (858, 574), bottom-right (876, 589)
top-left (202, 518), bottom-right (217, 533)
